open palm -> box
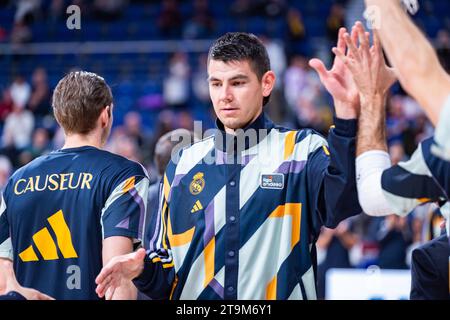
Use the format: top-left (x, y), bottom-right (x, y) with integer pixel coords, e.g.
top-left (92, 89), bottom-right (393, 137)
top-left (310, 27), bottom-right (360, 112)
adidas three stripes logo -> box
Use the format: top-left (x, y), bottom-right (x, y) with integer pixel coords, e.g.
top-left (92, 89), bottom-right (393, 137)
top-left (19, 210), bottom-right (78, 262)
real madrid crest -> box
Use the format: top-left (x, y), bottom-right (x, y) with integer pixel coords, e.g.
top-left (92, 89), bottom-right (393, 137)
top-left (189, 172), bottom-right (205, 195)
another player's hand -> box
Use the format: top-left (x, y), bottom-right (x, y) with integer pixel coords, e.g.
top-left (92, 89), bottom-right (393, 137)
top-left (95, 248), bottom-right (146, 300)
top-left (309, 27), bottom-right (360, 119)
top-left (0, 260), bottom-right (54, 300)
top-left (333, 21), bottom-right (396, 104)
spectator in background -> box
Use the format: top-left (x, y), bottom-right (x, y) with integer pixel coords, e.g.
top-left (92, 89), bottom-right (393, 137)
top-left (11, 0), bottom-right (41, 44)
top-left (260, 35), bottom-right (287, 123)
top-left (163, 52), bottom-right (190, 110)
top-left (152, 110), bottom-right (176, 141)
top-left (176, 111), bottom-right (195, 131)
top-left (284, 7), bottom-right (306, 58)
top-left (17, 127), bottom-right (51, 166)
top-left (326, 4), bottom-right (345, 44)
top-left (284, 55), bottom-right (309, 118)
top-left (0, 89), bottom-right (13, 124)
top-left (230, 0), bottom-right (251, 17)
top-left (192, 54), bottom-right (216, 128)
top-left (93, 0), bottom-right (127, 21)
top-left (0, 25), bottom-right (7, 42)
top-left (285, 55), bottom-right (330, 133)
top-left (183, 0), bottom-right (215, 39)
top-left (376, 215), bottom-right (412, 269)
top-left (48, 0), bottom-right (64, 23)
top-left (107, 128), bottom-right (142, 164)
top-left (14, 0), bottom-right (41, 24)
top-left (258, 0), bottom-right (286, 19)
top-left (0, 156), bottom-right (12, 193)
top-left (158, 0), bottom-right (182, 38)
top-left (192, 54), bottom-right (210, 106)
top-left (122, 111), bottom-right (151, 165)
top-left (349, 214), bottom-right (381, 268)
top-left (2, 77), bottom-right (34, 158)
top-left (325, 3), bottom-right (346, 64)
top-left (123, 111), bottom-right (147, 149)
top-left (286, 7), bottom-right (305, 41)
top-left (406, 211), bottom-right (425, 268)
top-left (386, 95), bottom-right (408, 149)
top-left (9, 75), bottom-right (30, 110)
top-left (10, 20), bottom-right (32, 44)
top-left (27, 68), bottom-right (51, 121)
top-left (261, 35), bottom-right (286, 87)
top-left (316, 218), bottom-right (359, 299)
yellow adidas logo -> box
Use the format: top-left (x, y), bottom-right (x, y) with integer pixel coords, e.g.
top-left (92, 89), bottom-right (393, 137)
top-left (19, 210), bottom-right (78, 262)
top-left (191, 200), bottom-right (203, 213)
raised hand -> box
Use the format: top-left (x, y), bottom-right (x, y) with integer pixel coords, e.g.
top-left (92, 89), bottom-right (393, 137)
top-left (95, 248), bottom-right (146, 300)
top-left (309, 27), bottom-right (360, 119)
top-left (334, 21), bottom-right (397, 155)
top-left (332, 21), bottom-right (396, 101)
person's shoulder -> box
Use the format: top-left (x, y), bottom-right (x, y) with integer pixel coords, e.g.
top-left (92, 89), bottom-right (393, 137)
top-left (272, 125), bottom-right (327, 158)
top-left (273, 124), bottom-right (324, 141)
top-left (97, 149), bottom-right (148, 176)
top-left (416, 234), bottom-right (448, 254)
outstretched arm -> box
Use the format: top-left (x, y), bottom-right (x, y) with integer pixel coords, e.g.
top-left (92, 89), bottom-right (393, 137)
top-left (97, 171), bottom-right (176, 300)
top-left (96, 248), bottom-right (146, 299)
top-left (333, 22), bottom-right (396, 156)
top-left (365, 0), bottom-right (450, 125)
top-left (101, 236), bottom-right (139, 300)
top-left (334, 21), bottom-right (397, 216)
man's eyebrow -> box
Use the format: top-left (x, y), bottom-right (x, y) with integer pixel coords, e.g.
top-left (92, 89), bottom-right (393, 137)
top-left (229, 74), bottom-right (249, 81)
top-left (207, 74), bottom-right (250, 82)
top-left (207, 76), bottom-right (220, 82)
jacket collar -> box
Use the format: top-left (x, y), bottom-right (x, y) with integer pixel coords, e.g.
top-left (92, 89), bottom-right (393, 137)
top-left (214, 111), bottom-right (275, 153)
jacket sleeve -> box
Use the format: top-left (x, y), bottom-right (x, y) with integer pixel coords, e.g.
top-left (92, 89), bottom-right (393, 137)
top-left (0, 191), bottom-right (12, 260)
top-left (306, 118), bottom-right (362, 236)
top-left (422, 137), bottom-right (450, 198)
top-left (410, 235), bottom-right (449, 300)
top-left (133, 170), bottom-right (176, 299)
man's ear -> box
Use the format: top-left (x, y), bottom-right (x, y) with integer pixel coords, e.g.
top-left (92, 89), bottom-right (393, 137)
top-left (262, 71), bottom-right (276, 98)
top-left (100, 106), bottom-right (110, 128)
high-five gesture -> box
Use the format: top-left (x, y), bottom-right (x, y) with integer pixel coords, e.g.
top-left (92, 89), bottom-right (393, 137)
top-left (309, 27), bottom-right (360, 119)
top-left (332, 22), bottom-right (396, 101)
top-left (333, 21), bottom-right (397, 155)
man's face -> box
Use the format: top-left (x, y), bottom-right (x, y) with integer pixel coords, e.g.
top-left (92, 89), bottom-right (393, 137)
top-left (208, 59), bottom-right (272, 133)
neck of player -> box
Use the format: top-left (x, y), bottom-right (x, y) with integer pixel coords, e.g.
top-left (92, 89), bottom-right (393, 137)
top-left (62, 131), bottom-right (105, 150)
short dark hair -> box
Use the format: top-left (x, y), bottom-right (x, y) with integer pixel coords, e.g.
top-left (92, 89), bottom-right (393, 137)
top-left (208, 32), bottom-right (271, 106)
top-left (52, 71), bottom-right (113, 134)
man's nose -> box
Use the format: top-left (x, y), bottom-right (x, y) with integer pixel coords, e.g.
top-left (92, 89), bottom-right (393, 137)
top-left (219, 84), bottom-right (233, 102)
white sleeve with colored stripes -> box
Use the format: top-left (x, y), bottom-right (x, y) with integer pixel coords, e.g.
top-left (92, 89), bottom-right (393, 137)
top-left (0, 194), bottom-right (13, 260)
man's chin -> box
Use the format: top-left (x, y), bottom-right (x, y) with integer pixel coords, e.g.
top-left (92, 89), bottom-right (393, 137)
top-left (221, 121), bottom-right (243, 132)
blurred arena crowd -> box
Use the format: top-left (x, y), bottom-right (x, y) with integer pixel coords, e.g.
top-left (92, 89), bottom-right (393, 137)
top-left (0, 0), bottom-right (449, 298)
